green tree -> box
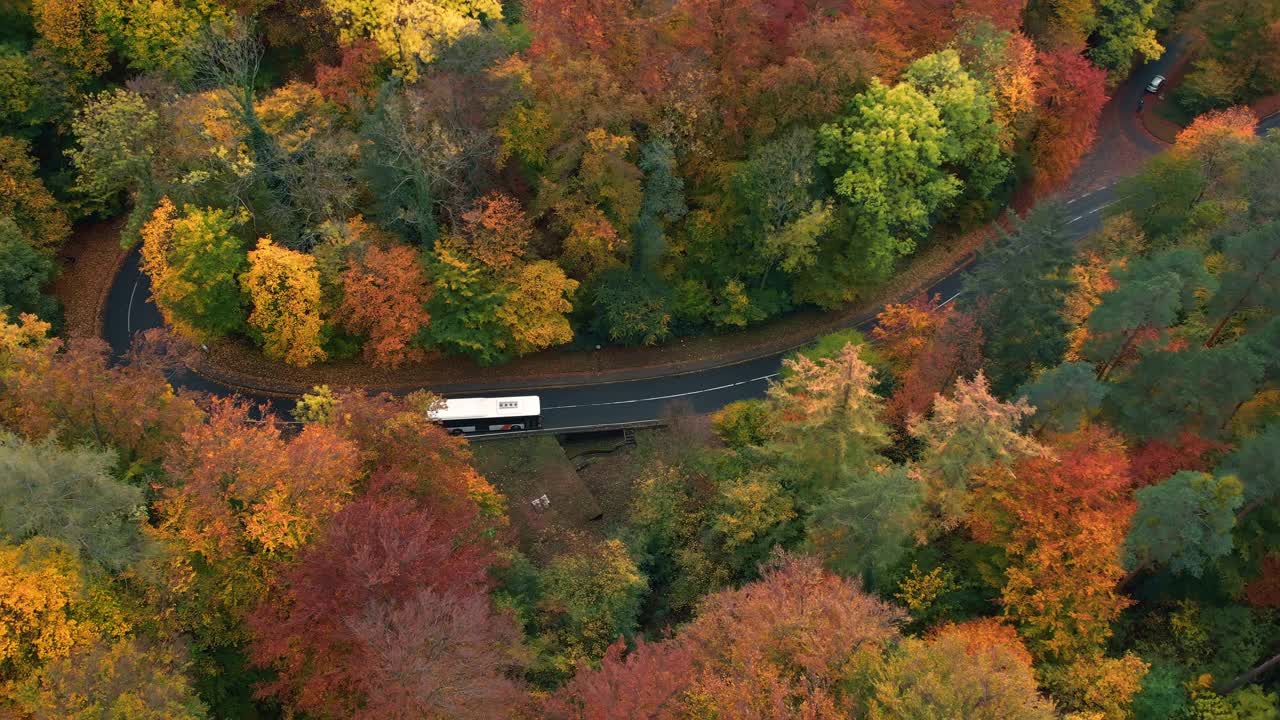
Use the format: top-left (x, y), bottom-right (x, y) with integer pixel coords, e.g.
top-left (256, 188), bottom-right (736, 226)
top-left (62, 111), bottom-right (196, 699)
top-left (733, 127), bottom-right (822, 280)
top-left (903, 50), bottom-right (1010, 202)
top-left (632, 138), bottom-right (685, 271)
top-left (147, 206), bottom-right (247, 340)
top-left (537, 538), bottom-right (647, 678)
top-left (67, 89), bottom-right (160, 212)
top-left (0, 217), bottom-right (59, 323)
top-left (1218, 424), bottom-right (1280, 517)
top-left (1133, 661), bottom-right (1191, 720)
top-left (1125, 471), bottom-right (1244, 577)
top-left (1017, 361), bottom-right (1108, 434)
top-left (1121, 149), bottom-right (1218, 243)
top-left (963, 203), bottom-right (1076, 395)
top-left (1206, 222), bottom-right (1280, 346)
top-left (808, 465), bottom-right (923, 587)
top-left (592, 268), bottom-right (672, 346)
top-left (0, 434), bottom-right (150, 572)
top-left (424, 247), bottom-right (513, 365)
top-left (1085, 249), bottom-right (1212, 379)
top-left (817, 79), bottom-right (961, 275)
top-left (1106, 344), bottom-right (1263, 440)
top-left (1088, 0), bottom-right (1163, 76)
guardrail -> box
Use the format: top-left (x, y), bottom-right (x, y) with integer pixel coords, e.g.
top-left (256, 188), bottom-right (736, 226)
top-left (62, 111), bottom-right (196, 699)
top-left (465, 419), bottom-right (667, 442)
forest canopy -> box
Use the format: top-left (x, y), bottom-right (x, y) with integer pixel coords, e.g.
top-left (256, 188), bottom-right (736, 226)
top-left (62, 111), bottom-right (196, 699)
top-left (0, 0), bottom-right (1179, 365)
top-left (1, 128), bottom-right (1279, 718)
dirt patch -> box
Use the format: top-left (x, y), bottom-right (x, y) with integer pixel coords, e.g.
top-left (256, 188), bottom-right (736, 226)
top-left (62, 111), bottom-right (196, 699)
top-left (50, 218), bottom-right (128, 338)
top-left (193, 220), bottom-right (999, 396)
top-left (470, 435), bottom-right (604, 562)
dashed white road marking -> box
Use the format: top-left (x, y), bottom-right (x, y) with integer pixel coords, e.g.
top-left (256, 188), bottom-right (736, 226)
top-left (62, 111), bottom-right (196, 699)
top-left (543, 373), bottom-right (779, 410)
top-left (1068, 199), bottom-right (1119, 224)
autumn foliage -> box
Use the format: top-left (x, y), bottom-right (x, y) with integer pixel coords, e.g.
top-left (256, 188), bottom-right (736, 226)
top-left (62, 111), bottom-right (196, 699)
top-left (340, 244), bottom-right (432, 367)
top-left (983, 427), bottom-right (1136, 663)
top-left (248, 496), bottom-right (520, 719)
top-left (1029, 48), bottom-right (1108, 194)
top-left (242, 238), bottom-right (327, 367)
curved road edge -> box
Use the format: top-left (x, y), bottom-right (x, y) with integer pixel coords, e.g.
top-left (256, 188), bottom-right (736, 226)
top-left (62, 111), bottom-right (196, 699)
top-left (102, 52), bottom-right (1280, 431)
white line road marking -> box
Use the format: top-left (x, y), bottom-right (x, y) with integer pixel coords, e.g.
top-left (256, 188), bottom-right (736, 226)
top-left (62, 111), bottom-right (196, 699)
top-left (1065, 180), bottom-right (1119, 205)
top-left (543, 373), bottom-right (779, 410)
top-left (1068, 199), bottom-right (1119, 224)
top-left (126, 278), bottom-right (139, 334)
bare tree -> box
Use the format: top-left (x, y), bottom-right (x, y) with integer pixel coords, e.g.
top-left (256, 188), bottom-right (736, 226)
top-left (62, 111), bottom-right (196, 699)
top-left (191, 20), bottom-right (301, 243)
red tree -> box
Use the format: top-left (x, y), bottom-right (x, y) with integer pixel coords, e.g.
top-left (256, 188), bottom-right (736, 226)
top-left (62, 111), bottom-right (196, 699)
top-left (327, 391), bottom-right (498, 519)
top-left (1244, 554), bottom-right (1280, 609)
top-left (888, 307), bottom-right (984, 425)
top-left (953, 0), bottom-right (1026, 32)
top-left (1128, 431), bottom-right (1230, 486)
top-left (315, 41), bottom-right (381, 111)
top-left (248, 496), bottom-right (518, 719)
top-left (0, 330), bottom-right (203, 463)
top-left (545, 554), bottom-right (904, 717)
top-left (542, 638), bottom-right (696, 720)
top-left (1030, 48), bottom-right (1108, 195)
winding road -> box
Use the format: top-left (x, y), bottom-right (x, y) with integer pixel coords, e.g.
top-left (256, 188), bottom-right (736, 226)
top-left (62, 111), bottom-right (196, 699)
top-left (104, 43), bottom-right (1280, 432)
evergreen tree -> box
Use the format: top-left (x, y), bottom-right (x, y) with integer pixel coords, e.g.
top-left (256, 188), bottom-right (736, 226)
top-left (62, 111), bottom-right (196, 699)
top-left (963, 203), bottom-right (1076, 395)
top-left (1017, 361), bottom-right (1108, 434)
top-left (632, 138), bottom-right (685, 271)
top-left (1085, 249), bottom-right (1213, 379)
top-left (1106, 343), bottom-right (1263, 440)
top-left (1218, 423), bottom-right (1280, 517)
top-left (1125, 471), bottom-right (1243, 577)
top-left (1206, 222), bottom-right (1280, 346)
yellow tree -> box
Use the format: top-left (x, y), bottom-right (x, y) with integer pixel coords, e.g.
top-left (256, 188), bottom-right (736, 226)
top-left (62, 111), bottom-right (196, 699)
top-left (31, 0), bottom-right (111, 75)
top-left (139, 197), bottom-right (178, 307)
top-left (319, 0), bottom-right (502, 80)
top-left (241, 238), bottom-right (326, 367)
top-left (496, 260), bottom-right (578, 355)
top-left (0, 137), bottom-right (71, 257)
top-left (0, 538), bottom-right (100, 681)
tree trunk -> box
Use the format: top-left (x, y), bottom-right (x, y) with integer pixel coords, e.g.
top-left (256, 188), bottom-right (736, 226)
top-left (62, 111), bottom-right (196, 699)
top-left (1120, 564), bottom-right (1147, 590)
top-left (1236, 496), bottom-right (1269, 522)
top-left (1098, 327), bottom-right (1140, 381)
top-left (1216, 649), bottom-right (1280, 695)
top-left (1205, 245), bottom-right (1280, 347)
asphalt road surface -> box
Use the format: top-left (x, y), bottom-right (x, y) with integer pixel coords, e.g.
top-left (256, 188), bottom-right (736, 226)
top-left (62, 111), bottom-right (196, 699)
top-left (104, 46), bottom-right (1280, 433)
